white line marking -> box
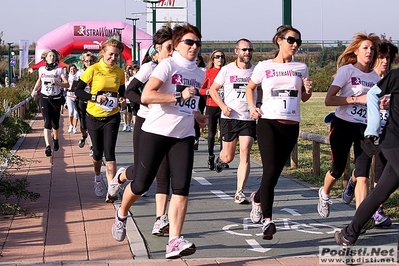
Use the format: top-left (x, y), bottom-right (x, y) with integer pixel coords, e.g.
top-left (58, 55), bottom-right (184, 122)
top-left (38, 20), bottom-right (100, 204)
top-left (246, 239), bottom-right (271, 253)
top-left (211, 190), bottom-right (233, 199)
top-left (193, 177), bottom-right (212, 185)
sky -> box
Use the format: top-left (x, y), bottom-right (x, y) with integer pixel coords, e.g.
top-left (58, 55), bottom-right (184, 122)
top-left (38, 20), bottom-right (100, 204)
top-left (1, 0), bottom-right (399, 44)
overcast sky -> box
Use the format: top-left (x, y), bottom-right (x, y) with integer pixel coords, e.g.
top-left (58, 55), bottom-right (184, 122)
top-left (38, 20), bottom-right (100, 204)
top-left (1, 0), bottom-right (399, 44)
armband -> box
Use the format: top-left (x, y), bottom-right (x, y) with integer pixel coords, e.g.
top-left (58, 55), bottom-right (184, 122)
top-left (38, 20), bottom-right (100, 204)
top-left (91, 94), bottom-right (97, 101)
top-left (175, 92), bottom-right (182, 103)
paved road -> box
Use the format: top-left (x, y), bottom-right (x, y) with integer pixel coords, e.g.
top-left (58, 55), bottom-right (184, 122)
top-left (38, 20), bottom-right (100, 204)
top-left (113, 124), bottom-right (398, 260)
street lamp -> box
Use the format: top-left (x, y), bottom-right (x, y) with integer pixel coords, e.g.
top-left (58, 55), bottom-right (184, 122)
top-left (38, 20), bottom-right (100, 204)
top-left (126, 17), bottom-right (140, 64)
top-left (143, 0), bottom-right (161, 35)
top-left (113, 28), bottom-right (124, 68)
top-left (7, 43), bottom-right (14, 81)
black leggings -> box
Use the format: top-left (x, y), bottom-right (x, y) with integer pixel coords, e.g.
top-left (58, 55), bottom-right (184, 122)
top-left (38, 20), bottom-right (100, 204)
top-left (75, 99), bottom-right (88, 131)
top-left (130, 131), bottom-right (194, 196)
top-left (254, 119), bottom-right (299, 219)
top-left (39, 95), bottom-right (62, 130)
top-left (206, 106), bottom-right (221, 156)
top-left (86, 112), bottom-right (120, 161)
top-left (126, 115), bottom-right (170, 194)
top-left (343, 147), bottom-right (399, 243)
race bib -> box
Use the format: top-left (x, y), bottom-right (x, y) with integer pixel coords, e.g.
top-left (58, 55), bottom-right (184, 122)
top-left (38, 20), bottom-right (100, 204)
top-left (270, 88), bottom-right (298, 115)
top-left (233, 83), bottom-right (247, 103)
top-left (380, 109), bottom-right (389, 127)
top-left (96, 96), bottom-right (117, 112)
top-left (43, 81), bottom-right (55, 96)
top-left (346, 104), bottom-right (367, 124)
top-left (174, 96), bottom-right (199, 115)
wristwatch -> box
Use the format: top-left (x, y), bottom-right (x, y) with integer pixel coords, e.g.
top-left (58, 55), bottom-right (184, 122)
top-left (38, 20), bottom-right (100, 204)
top-left (175, 92), bottom-right (182, 102)
top-left (91, 94), bottom-right (97, 101)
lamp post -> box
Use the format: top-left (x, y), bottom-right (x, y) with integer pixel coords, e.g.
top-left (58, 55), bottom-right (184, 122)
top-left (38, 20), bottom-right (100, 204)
top-left (126, 17), bottom-right (140, 64)
top-left (114, 28), bottom-right (124, 68)
top-left (7, 43), bottom-right (13, 81)
top-left (143, 0), bottom-right (161, 35)
top-left (282, 0), bottom-right (292, 25)
top-left (137, 42), bottom-right (141, 64)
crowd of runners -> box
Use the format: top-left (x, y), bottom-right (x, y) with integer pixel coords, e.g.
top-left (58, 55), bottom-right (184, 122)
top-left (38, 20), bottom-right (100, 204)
top-left (30, 22), bottom-right (399, 259)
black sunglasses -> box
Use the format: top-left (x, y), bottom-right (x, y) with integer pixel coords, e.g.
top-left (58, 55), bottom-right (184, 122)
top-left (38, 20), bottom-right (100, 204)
top-left (238, 48), bottom-right (254, 52)
top-left (283, 36), bottom-right (302, 47)
top-left (213, 55), bottom-right (225, 59)
top-left (181, 39), bottom-right (202, 47)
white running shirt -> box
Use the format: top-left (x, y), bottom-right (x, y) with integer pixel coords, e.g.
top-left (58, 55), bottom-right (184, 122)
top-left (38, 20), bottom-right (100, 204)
top-left (250, 59), bottom-right (308, 122)
top-left (141, 57), bottom-right (205, 138)
top-left (333, 64), bottom-right (380, 124)
top-left (38, 67), bottom-right (65, 97)
top-left (213, 62), bottom-right (255, 120)
top-left (135, 61), bottom-right (157, 119)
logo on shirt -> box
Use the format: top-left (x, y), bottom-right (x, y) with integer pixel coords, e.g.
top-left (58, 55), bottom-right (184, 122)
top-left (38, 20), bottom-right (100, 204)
top-left (351, 77), bottom-right (375, 88)
top-left (172, 74), bottom-right (201, 88)
top-left (229, 75), bottom-right (250, 83)
top-left (265, 69), bottom-right (303, 78)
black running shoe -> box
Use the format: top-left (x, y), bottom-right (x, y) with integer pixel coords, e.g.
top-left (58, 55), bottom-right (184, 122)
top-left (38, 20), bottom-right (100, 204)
top-left (215, 157), bottom-right (226, 173)
top-left (78, 136), bottom-right (87, 148)
top-left (334, 230), bottom-right (354, 246)
top-left (45, 145), bottom-right (52, 157)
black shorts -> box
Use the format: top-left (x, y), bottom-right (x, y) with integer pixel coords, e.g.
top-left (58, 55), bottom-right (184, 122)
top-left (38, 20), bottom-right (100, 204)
top-left (220, 118), bottom-right (256, 142)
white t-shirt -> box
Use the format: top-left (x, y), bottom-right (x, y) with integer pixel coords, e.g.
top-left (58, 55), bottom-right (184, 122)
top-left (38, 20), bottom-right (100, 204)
top-left (333, 64), bottom-right (380, 124)
top-left (136, 61), bottom-right (157, 119)
top-left (39, 66), bottom-right (65, 97)
top-left (213, 62), bottom-right (255, 120)
top-left (67, 72), bottom-right (80, 98)
top-left (141, 57), bottom-right (205, 138)
top-left (251, 59), bottom-right (308, 122)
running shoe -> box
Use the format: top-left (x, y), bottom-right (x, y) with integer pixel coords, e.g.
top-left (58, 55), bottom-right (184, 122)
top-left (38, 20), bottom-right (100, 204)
top-left (207, 155), bottom-right (215, 171)
top-left (126, 125), bottom-right (132, 132)
top-left (215, 157), bottom-right (227, 173)
top-left (165, 236), bottom-right (196, 259)
top-left (152, 214), bottom-right (169, 236)
top-left (262, 218), bottom-right (276, 240)
top-left (68, 125), bottom-right (73, 133)
top-left (112, 206), bottom-right (127, 242)
top-left (234, 191), bottom-right (249, 204)
top-left (72, 126), bottom-right (78, 134)
top-left (45, 145), bottom-right (52, 157)
top-left (317, 187), bottom-right (332, 218)
top-left (108, 167), bottom-right (126, 198)
top-left (94, 174), bottom-right (106, 197)
top-left (373, 207), bottom-right (392, 227)
top-left (334, 230), bottom-right (354, 246)
top-left (89, 146), bottom-right (94, 157)
top-left (78, 136), bottom-right (87, 148)
top-left (53, 138), bottom-right (59, 151)
top-left (360, 218), bottom-right (375, 234)
top-left (122, 124), bottom-right (127, 132)
top-left (105, 193), bottom-right (118, 203)
top-left (250, 191), bottom-right (262, 224)
top-left (342, 178), bottom-right (356, 204)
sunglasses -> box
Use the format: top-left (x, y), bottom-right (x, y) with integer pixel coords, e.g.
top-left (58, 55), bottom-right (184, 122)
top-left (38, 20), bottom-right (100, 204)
top-left (283, 36), bottom-right (302, 47)
top-left (238, 48), bottom-right (254, 52)
top-left (181, 39), bottom-right (202, 47)
top-left (213, 55), bottom-right (225, 59)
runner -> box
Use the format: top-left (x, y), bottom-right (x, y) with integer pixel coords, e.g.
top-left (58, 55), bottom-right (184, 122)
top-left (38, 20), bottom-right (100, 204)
top-left (66, 64), bottom-right (79, 134)
top-left (111, 23), bottom-right (208, 259)
top-left (246, 25), bottom-right (313, 240)
top-left (208, 38), bottom-right (258, 204)
top-left (30, 49), bottom-right (69, 157)
top-left (75, 39), bottom-right (126, 202)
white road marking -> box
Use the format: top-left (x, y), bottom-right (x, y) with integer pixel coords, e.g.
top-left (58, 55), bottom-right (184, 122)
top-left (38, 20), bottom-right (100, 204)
top-left (280, 208), bottom-right (301, 216)
top-left (246, 239), bottom-right (271, 253)
top-left (211, 190), bottom-right (233, 199)
top-left (193, 177), bottom-right (212, 185)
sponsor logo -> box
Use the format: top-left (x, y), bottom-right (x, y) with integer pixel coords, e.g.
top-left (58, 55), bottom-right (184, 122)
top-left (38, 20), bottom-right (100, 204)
top-left (74, 26), bottom-right (123, 37)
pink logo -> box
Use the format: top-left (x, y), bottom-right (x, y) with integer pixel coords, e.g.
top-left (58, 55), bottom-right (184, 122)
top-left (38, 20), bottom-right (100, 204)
top-left (351, 77), bottom-right (361, 85)
top-left (230, 76), bottom-right (238, 83)
top-left (159, 0), bottom-right (175, 6)
top-left (265, 69), bottom-right (276, 78)
top-left (172, 74), bottom-right (183, 84)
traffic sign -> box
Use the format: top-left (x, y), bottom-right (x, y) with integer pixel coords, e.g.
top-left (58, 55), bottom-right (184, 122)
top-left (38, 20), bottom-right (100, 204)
top-left (10, 58), bottom-right (16, 66)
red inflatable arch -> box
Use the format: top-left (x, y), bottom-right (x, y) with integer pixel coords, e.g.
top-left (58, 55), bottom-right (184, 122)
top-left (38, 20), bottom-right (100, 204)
top-left (34, 21), bottom-right (153, 67)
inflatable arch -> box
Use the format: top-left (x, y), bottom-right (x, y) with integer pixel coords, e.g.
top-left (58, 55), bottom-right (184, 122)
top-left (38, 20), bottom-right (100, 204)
top-left (34, 21), bottom-right (153, 66)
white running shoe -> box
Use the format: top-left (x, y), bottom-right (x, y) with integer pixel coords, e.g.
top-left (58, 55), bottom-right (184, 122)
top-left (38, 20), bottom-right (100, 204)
top-left (152, 214), bottom-right (169, 236)
top-left (73, 126), bottom-right (78, 134)
top-left (249, 191), bottom-right (262, 224)
top-left (108, 167), bottom-right (126, 198)
top-left (68, 125), bottom-right (73, 133)
top-left (94, 174), bottom-right (106, 197)
top-left (165, 236), bottom-right (196, 259)
top-left (317, 187), bottom-right (332, 218)
top-left (122, 124), bottom-right (127, 131)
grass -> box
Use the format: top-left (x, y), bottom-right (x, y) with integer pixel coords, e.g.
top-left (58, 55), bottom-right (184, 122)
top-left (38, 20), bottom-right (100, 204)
top-left (202, 92), bottom-right (399, 220)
